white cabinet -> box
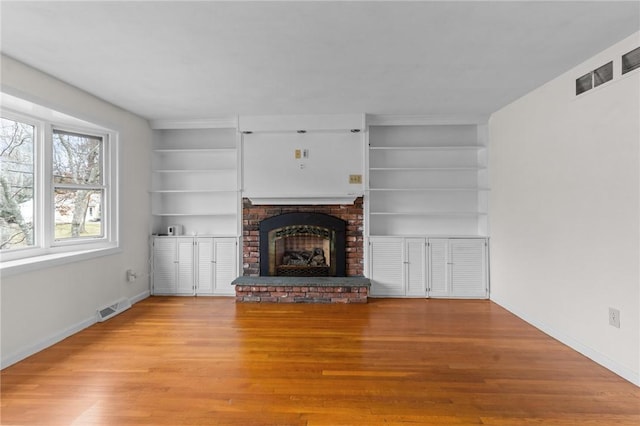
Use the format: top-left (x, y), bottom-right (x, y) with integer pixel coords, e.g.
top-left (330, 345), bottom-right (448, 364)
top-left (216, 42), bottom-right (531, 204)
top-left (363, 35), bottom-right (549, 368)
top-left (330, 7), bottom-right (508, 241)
top-left (151, 128), bottom-right (239, 236)
top-left (428, 238), bottom-right (488, 299)
top-left (368, 124), bottom-right (489, 236)
top-left (195, 237), bottom-right (238, 296)
top-left (368, 236), bottom-right (488, 298)
top-left (152, 237), bottom-right (196, 295)
top-left (369, 237), bottom-right (405, 297)
top-left (405, 238), bottom-right (427, 297)
top-left (152, 236), bottom-right (238, 296)
top-left (369, 237), bottom-right (428, 297)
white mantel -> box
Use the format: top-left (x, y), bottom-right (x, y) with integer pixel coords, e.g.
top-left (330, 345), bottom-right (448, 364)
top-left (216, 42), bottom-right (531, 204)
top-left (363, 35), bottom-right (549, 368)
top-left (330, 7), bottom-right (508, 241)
top-left (246, 194), bottom-right (362, 206)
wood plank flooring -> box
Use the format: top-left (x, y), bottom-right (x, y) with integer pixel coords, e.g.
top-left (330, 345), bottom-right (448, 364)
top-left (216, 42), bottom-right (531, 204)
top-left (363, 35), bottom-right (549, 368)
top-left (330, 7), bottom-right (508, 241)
top-left (1, 297), bottom-right (639, 425)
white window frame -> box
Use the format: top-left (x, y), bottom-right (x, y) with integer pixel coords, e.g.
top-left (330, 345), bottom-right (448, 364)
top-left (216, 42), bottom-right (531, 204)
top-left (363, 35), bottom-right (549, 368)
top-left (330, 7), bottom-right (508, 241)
top-left (0, 98), bottom-right (119, 275)
top-left (49, 125), bottom-right (111, 247)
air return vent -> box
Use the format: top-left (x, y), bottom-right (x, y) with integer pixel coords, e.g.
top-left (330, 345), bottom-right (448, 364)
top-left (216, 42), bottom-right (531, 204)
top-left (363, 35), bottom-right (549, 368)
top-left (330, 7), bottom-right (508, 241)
top-left (622, 46), bottom-right (640, 75)
top-left (576, 61), bottom-right (613, 95)
top-left (97, 298), bottom-right (131, 322)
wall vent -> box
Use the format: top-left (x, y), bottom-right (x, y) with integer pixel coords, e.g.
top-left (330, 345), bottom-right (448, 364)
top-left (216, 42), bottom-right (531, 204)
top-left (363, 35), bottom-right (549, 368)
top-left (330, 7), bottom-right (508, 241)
top-left (622, 46), bottom-right (640, 75)
top-left (576, 61), bottom-right (613, 95)
top-left (96, 298), bottom-right (131, 322)
top-left (593, 61), bottom-right (613, 87)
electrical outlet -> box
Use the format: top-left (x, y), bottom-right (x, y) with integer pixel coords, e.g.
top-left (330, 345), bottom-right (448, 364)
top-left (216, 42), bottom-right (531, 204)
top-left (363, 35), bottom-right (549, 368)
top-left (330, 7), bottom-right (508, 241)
top-left (609, 307), bottom-right (620, 328)
top-left (126, 269), bottom-right (137, 282)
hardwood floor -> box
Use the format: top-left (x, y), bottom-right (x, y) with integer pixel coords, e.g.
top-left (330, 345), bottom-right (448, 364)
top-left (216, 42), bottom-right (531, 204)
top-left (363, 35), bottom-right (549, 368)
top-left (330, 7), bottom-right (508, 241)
top-left (2, 297), bottom-right (639, 425)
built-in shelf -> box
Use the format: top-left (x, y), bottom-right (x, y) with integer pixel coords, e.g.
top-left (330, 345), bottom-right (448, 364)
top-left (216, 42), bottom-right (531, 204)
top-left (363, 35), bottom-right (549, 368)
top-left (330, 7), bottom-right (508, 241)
top-left (153, 169), bottom-right (235, 173)
top-left (369, 187), bottom-right (490, 191)
top-left (151, 189), bottom-right (238, 194)
top-left (152, 127), bottom-right (239, 236)
top-left (153, 148), bottom-right (235, 153)
top-left (368, 124), bottom-right (489, 236)
top-left (370, 212), bottom-right (488, 216)
top-left (152, 212), bottom-right (238, 217)
top-left (370, 167), bottom-right (486, 171)
top-left (369, 145), bottom-right (485, 151)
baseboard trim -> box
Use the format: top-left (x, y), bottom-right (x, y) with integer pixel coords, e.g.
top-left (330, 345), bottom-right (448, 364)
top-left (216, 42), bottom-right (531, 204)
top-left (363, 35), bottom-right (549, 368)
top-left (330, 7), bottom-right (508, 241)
top-left (130, 289), bottom-right (150, 305)
top-left (1, 315), bottom-right (95, 369)
top-left (491, 295), bottom-right (639, 387)
top-left (1, 291), bottom-right (150, 370)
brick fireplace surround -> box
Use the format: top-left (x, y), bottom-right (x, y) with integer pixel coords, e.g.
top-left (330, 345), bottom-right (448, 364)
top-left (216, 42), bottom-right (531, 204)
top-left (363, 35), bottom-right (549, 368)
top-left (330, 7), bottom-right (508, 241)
top-left (234, 197), bottom-right (369, 303)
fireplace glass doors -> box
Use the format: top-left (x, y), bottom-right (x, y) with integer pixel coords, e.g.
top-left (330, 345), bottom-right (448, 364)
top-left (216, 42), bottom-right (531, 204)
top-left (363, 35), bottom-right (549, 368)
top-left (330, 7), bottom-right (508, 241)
top-left (259, 213), bottom-right (346, 277)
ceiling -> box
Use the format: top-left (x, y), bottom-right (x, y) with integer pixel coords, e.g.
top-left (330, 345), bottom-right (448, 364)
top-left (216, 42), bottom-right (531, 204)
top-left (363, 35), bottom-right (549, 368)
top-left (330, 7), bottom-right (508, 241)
top-left (1, 1), bottom-right (638, 122)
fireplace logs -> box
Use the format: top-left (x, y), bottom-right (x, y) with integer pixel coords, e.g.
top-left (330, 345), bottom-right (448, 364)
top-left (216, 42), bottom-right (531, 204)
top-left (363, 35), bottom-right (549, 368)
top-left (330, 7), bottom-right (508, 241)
top-left (278, 247), bottom-right (329, 276)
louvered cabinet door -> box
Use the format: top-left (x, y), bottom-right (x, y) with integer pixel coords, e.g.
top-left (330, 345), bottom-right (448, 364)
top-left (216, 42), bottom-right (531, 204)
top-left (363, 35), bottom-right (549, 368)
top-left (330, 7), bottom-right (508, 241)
top-left (176, 238), bottom-right (195, 295)
top-left (369, 237), bottom-right (405, 297)
top-left (450, 239), bottom-right (488, 298)
top-left (427, 238), bottom-right (450, 297)
top-left (405, 238), bottom-right (427, 297)
top-left (213, 238), bottom-right (238, 295)
top-left (196, 238), bottom-right (215, 295)
top-left (152, 237), bottom-right (177, 295)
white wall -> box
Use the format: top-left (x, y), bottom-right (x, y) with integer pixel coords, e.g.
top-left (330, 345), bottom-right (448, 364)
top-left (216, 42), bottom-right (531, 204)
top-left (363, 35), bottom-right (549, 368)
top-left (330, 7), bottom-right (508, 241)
top-left (489, 33), bottom-right (640, 385)
top-left (0, 56), bottom-right (152, 367)
top-left (242, 131), bottom-right (365, 200)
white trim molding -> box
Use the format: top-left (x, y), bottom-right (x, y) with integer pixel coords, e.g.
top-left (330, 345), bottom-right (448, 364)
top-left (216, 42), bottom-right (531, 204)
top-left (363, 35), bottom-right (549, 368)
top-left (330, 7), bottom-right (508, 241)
top-left (367, 114), bottom-right (490, 126)
top-left (149, 117), bottom-right (239, 130)
top-left (0, 292), bottom-right (149, 369)
top-left (239, 114), bottom-right (365, 133)
top-left (491, 295), bottom-right (640, 387)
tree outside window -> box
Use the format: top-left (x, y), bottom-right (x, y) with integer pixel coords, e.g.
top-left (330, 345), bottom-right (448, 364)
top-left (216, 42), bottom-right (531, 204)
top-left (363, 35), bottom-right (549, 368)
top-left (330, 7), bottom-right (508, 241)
top-left (1, 98), bottom-right (117, 264)
top-left (0, 117), bottom-right (35, 250)
top-left (52, 130), bottom-right (104, 240)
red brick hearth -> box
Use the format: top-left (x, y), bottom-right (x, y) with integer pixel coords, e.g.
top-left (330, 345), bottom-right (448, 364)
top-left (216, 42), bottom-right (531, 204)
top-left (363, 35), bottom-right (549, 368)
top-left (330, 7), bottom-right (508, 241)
top-left (241, 197), bottom-right (364, 277)
top-left (232, 276), bottom-right (370, 304)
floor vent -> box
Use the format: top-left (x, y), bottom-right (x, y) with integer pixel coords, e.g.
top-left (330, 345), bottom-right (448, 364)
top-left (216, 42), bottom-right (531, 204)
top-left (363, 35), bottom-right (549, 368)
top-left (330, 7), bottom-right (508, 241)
top-left (97, 298), bottom-right (131, 322)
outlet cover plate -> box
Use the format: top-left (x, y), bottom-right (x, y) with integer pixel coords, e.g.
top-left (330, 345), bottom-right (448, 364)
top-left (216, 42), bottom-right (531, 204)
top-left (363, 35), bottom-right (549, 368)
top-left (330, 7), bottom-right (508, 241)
top-left (609, 307), bottom-right (620, 328)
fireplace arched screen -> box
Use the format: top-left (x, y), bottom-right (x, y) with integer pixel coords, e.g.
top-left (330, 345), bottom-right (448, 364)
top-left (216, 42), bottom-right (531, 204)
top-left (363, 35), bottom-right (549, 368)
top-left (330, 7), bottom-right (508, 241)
top-left (259, 213), bottom-right (346, 277)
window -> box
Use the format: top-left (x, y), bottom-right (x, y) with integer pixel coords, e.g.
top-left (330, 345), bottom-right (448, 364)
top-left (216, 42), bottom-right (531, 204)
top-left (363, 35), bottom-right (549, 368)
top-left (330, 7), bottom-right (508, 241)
top-left (0, 97), bottom-right (118, 266)
top-left (52, 130), bottom-right (105, 241)
top-left (622, 46), bottom-right (640, 75)
top-left (0, 116), bottom-right (35, 250)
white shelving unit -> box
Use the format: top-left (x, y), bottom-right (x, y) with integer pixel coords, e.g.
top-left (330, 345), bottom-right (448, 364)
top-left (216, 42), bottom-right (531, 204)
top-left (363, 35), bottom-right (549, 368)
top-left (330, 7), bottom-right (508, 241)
top-left (151, 128), bottom-right (239, 236)
top-left (366, 123), bottom-right (489, 298)
top-left (368, 124), bottom-right (489, 236)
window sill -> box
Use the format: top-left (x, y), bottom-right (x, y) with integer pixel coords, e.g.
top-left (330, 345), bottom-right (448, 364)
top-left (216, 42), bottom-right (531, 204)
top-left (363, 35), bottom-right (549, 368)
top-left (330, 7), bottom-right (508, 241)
top-left (0, 245), bottom-right (121, 278)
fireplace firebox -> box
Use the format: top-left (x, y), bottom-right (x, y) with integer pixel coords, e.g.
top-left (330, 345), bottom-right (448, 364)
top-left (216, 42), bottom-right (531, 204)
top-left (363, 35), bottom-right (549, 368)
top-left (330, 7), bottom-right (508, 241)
top-left (259, 213), bottom-right (346, 277)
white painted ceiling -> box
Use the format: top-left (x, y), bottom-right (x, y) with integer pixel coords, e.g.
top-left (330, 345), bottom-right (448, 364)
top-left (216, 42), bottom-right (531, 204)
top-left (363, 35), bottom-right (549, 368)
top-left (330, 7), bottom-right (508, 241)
top-left (1, 1), bottom-right (639, 122)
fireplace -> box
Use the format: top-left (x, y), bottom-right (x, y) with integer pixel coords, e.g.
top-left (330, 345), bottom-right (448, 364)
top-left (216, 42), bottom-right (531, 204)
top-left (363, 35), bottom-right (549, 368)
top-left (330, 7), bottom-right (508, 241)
top-left (260, 212), bottom-right (346, 277)
top-left (241, 197), bottom-right (364, 277)
top-left (235, 198), bottom-right (368, 303)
